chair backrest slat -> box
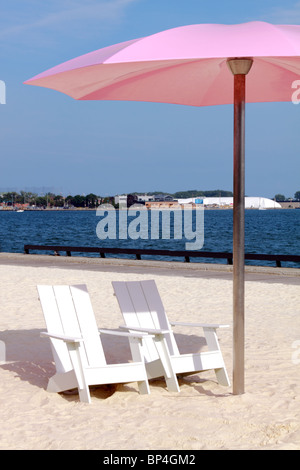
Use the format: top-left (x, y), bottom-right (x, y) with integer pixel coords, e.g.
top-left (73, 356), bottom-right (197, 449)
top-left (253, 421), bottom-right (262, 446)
top-left (38, 284), bottom-right (106, 372)
top-left (37, 285), bottom-right (73, 373)
top-left (112, 281), bottom-right (159, 362)
top-left (126, 281), bottom-right (161, 330)
top-left (139, 280), bottom-right (179, 355)
top-left (112, 280), bottom-right (180, 360)
top-left (70, 285), bottom-right (106, 367)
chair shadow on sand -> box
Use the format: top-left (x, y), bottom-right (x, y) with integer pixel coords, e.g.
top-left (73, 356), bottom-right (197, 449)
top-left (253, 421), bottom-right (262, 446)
top-left (0, 329), bottom-right (230, 401)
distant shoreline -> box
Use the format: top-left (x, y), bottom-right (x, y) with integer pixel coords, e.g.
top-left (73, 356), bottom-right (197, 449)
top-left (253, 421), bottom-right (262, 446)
top-left (0, 207), bottom-right (299, 211)
top-left (1, 202), bottom-right (300, 211)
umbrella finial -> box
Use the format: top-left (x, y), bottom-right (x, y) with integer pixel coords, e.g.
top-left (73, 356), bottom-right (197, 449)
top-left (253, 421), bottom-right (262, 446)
top-left (227, 58), bottom-right (253, 75)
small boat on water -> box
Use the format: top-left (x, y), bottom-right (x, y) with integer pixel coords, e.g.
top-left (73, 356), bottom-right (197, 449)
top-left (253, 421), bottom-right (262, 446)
top-left (16, 209), bottom-right (24, 212)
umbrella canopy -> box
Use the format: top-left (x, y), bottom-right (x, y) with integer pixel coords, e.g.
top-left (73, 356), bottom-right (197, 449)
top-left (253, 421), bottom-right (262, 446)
top-left (25, 21), bottom-right (300, 395)
top-left (25, 21), bottom-right (300, 105)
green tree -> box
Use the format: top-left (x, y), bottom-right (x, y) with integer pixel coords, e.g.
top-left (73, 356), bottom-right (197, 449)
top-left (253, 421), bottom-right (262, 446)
top-left (65, 195), bottom-right (73, 206)
top-left (274, 194), bottom-right (286, 201)
top-left (35, 196), bottom-right (47, 207)
top-left (53, 195), bottom-right (64, 207)
top-left (2, 192), bottom-right (19, 205)
top-left (173, 190), bottom-right (204, 198)
top-left (294, 191), bottom-right (300, 200)
top-left (85, 193), bottom-right (99, 208)
top-left (20, 191), bottom-right (38, 205)
top-left (68, 195), bottom-right (86, 207)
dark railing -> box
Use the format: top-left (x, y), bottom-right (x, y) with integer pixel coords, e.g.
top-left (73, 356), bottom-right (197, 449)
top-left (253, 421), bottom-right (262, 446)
top-left (23, 244), bottom-right (300, 268)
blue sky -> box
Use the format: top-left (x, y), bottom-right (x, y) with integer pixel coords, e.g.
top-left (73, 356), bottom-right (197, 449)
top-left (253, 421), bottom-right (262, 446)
top-left (1, 0), bottom-right (300, 198)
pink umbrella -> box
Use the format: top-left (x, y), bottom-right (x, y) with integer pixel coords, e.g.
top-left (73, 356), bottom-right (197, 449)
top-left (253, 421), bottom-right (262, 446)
top-left (25, 21), bottom-right (300, 395)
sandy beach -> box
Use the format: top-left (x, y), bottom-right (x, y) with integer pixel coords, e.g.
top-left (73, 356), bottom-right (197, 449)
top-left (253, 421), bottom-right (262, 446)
top-left (0, 253), bottom-right (299, 450)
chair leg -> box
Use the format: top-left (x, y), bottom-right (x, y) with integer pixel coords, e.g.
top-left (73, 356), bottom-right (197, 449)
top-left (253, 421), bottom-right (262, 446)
top-left (78, 385), bottom-right (91, 403)
top-left (203, 327), bottom-right (230, 386)
top-left (153, 335), bottom-right (180, 393)
top-left (137, 380), bottom-right (151, 395)
top-left (127, 337), bottom-right (151, 395)
top-left (67, 343), bottom-right (91, 404)
top-left (215, 367), bottom-right (230, 386)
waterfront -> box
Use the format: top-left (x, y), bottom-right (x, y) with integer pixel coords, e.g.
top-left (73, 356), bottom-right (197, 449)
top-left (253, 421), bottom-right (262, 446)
top-left (0, 209), bottom-right (299, 267)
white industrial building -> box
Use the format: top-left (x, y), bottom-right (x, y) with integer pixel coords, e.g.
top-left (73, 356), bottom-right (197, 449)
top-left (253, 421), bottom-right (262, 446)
top-left (177, 197), bottom-right (282, 209)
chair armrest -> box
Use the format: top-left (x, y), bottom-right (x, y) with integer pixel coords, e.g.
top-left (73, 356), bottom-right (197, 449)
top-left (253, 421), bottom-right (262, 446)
top-left (99, 328), bottom-right (153, 339)
top-left (170, 321), bottom-right (230, 329)
top-left (119, 325), bottom-right (170, 335)
top-left (40, 331), bottom-right (83, 343)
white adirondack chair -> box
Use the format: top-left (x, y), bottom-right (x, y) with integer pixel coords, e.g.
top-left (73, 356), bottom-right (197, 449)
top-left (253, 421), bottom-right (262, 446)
top-left (112, 280), bottom-right (230, 390)
top-left (37, 284), bottom-right (153, 403)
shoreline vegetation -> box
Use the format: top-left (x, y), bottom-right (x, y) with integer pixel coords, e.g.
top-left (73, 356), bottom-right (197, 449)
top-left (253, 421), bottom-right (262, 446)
top-left (1, 189), bottom-right (300, 210)
top-left (1, 205), bottom-right (300, 210)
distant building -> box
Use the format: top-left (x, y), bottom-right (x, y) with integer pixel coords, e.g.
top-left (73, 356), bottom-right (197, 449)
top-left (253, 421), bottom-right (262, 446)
top-left (114, 195), bottom-right (127, 206)
top-left (154, 194), bottom-right (174, 202)
top-left (145, 201), bottom-right (182, 209)
top-left (114, 194), bottom-right (139, 207)
top-left (177, 196), bottom-right (282, 209)
top-left (136, 194), bottom-right (155, 202)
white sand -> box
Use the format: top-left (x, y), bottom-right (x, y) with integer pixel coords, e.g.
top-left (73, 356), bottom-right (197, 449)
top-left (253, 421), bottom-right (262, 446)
top-left (0, 260), bottom-right (299, 450)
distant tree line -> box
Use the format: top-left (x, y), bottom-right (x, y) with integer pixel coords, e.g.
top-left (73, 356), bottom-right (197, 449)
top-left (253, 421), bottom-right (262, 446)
top-left (274, 191), bottom-right (300, 202)
top-left (172, 189), bottom-right (234, 198)
top-left (1, 189), bottom-right (299, 208)
top-left (0, 191), bottom-right (105, 208)
top-left (132, 189), bottom-right (234, 198)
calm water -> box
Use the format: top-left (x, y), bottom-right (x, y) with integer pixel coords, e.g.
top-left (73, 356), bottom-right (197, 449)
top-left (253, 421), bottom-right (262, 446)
top-left (0, 209), bottom-right (299, 267)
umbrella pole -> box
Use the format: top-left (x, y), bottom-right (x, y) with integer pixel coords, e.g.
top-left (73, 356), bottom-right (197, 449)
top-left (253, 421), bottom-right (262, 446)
top-left (227, 58), bottom-right (253, 395)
